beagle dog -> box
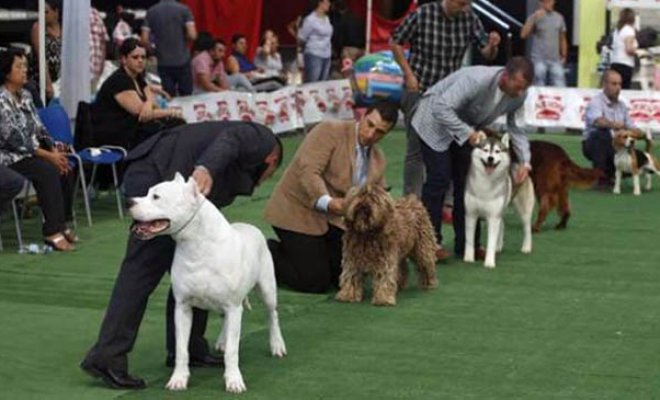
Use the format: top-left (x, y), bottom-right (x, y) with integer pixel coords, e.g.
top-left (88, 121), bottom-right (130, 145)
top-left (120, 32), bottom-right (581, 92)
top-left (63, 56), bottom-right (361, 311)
top-left (612, 130), bottom-right (660, 195)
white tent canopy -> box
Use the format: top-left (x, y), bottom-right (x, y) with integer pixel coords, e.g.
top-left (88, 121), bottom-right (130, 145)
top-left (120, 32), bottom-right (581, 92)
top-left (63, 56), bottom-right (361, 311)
top-left (607, 0), bottom-right (660, 9)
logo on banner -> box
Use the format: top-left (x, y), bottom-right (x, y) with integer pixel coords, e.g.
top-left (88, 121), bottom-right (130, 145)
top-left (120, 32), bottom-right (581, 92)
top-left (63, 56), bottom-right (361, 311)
top-left (629, 98), bottom-right (653, 123)
top-left (193, 103), bottom-right (212, 122)
top-left (535, 94), bottom-right (564, 121)
top-left (255, 100), bottom-right (276, 126)
top-left (579, 96), bottom-right (592, 122)
top-left (274, 96), bottom-right (290, 123)
top-left (236, 99), bottom-right (255, 122)
top-left (216, 100), bottom-right (230, 121)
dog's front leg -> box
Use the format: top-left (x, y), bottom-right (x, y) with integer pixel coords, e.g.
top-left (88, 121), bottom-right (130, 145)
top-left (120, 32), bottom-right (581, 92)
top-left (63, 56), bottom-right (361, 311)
top-left (645, 171), bottom-right (653, 191)
top-left (484, 217), bottom-right (501, 268)
top-left (223, 305), bottom-right (246, 393)
top-left (463, 212), bottom-right (478, 263)
top-left (214, 314), bottom-right (227, 354)
top-left (165, 302), bottom-right (193, 391)
top-left (633, 173), bottom-right (641, 196)
top-left (372, 254), bottom-right (398, 306)
top-left (613, 170), bottom-right (622, 194)
top-left (336, 259), bottom-right (363, 303)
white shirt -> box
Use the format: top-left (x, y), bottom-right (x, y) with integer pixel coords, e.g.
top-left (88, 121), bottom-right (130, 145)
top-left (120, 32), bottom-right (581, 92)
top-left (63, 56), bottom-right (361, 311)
top-left (611, 25), bottom-right (637, 68)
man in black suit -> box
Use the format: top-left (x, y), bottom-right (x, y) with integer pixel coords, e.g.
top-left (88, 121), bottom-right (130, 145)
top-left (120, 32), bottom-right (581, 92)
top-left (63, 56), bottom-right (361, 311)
top-left (80, 121), bottom-right (283, 390)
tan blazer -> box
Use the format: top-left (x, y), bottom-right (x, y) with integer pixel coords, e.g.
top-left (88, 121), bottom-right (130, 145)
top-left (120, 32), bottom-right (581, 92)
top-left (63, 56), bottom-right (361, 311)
top-left (264, 120), bottom-right (387, 235)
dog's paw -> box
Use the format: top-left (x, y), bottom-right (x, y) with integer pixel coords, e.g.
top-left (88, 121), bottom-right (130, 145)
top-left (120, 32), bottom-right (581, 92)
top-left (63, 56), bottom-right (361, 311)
top-left (371, 295), bottom-right (396, 306)
top-left (613, 188), bottom-right (621, 195)
top-left (484, 259), bottom-right (496, 269)
top-left (463, 254), bottom-right (475, 263)
top-left (335, 289), bottom-right (362, 303)
top-left (270, 338), bottom-right (287, 358)
top-left (165, 371), bottom-right (190, 391)
top-left (225, 373), bottom-right (247, 393)
top-left (521, 245), bottom-right (532, 254)
top-left (634, 190), bottom-right (641, 196)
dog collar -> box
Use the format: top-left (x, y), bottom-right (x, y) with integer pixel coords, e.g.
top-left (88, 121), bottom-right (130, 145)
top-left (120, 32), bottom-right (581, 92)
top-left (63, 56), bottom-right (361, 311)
top-left (171, 201), bottom-right (204, 236)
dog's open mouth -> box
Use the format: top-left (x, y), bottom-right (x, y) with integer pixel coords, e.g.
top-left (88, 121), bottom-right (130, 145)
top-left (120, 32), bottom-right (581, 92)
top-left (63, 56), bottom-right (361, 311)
top-left (481, 159), bottom-right (500, 175)
top-left (131, 219), bottom-right (170, 239)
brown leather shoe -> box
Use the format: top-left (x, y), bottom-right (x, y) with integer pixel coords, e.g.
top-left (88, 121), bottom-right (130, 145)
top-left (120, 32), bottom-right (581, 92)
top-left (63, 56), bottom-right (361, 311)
top-left (435, 247), bottom-right (451, 262)
top-left (475, 247), bottom-right (486, 261)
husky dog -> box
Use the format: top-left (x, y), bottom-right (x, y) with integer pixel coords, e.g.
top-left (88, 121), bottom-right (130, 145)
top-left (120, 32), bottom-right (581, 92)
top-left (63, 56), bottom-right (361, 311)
top-left (612, 131), bottom-right (660, 196)
top-left (464, 133), bottom-right (534, 268)
top-left (129, 173), bottom-right (286, 393)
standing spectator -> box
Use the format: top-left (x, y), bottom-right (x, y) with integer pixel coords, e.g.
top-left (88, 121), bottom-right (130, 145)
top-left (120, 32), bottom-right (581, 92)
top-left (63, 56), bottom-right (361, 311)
top-left (0, 47), bottom-right (76, 251)
top-left (112, 11), bottom-right (135, 48)
top-left (520, 0), bottom-right (568, 87)
top-left (298, 0), bottom-right (333, 83)
top-left (411, 57), bottom-right (534, 260)
top-left (30, 0), bottom-right (62, 101)
top-left (90, 7), bottom-right (109, 92)
top-left (610, 8), bottom-right (637, 89)
top-left (141, 0), bottom-right (198, 97)
top-left (391, 0), bottom-right (500, 259)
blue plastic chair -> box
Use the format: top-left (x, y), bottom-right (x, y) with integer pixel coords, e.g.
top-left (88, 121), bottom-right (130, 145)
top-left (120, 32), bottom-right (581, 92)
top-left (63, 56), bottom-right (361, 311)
top-left (37, 104), bottom-right (127, 224)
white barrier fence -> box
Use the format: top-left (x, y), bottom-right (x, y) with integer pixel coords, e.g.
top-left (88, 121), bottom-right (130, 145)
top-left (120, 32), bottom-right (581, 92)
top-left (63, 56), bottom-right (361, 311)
top-left (170, 81), bottom-right (660, 134)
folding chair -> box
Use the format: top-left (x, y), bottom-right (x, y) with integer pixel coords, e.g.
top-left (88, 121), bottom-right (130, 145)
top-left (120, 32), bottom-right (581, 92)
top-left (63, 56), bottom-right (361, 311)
top-left (37, 104), bottom-right (127, 224)
top-left (0, 180), bottom-right (34, 251)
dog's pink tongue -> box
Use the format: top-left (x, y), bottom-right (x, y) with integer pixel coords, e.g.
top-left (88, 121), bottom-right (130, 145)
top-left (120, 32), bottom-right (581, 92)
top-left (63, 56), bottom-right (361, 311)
top-left (485, 166), bottom-right (496, 175)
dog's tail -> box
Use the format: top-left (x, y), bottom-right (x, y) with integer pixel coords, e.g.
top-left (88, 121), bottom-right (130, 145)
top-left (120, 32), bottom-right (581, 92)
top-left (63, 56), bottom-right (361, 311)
top-left (563, 159), bottom-right (603, 189)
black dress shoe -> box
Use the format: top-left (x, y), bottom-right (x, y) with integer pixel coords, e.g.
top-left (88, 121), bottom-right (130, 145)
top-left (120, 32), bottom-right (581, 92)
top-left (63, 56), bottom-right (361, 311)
top-left (80, 360), bottom-right (146, 390)
top-left (165, 352), bottom-right (223, 368)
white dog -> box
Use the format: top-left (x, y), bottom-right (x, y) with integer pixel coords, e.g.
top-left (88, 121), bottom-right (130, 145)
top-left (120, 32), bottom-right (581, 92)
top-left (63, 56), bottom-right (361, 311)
top-left (464, 133), bottom-right (534, 268)
top-left (129, 173), bottom-right (286, 393)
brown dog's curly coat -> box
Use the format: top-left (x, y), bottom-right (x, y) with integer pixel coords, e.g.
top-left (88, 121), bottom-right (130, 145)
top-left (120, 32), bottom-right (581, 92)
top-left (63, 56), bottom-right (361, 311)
top-left (336, 184), bottom-right (438, 306)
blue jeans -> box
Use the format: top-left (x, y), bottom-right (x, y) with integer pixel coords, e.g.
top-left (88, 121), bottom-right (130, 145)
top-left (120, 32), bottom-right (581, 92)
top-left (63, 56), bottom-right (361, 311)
top-left (303, 53), bottom-right (331, 83)
top-left (158, 62), bottom-right (193, 97)
top-left (533, 60), bottom-right (566, 87)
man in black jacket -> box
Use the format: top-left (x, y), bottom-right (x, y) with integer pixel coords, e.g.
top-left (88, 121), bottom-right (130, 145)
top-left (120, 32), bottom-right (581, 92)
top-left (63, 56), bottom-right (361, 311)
top-left (80, 121), bottom-right (282, 390)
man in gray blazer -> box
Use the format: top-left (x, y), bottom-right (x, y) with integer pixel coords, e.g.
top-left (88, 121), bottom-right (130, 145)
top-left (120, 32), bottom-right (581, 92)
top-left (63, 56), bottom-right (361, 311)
top-left (411, 56), bottom-right (534, 260)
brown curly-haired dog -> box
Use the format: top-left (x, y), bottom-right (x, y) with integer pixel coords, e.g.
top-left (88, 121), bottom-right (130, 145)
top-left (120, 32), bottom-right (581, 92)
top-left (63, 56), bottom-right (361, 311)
top-left (336, 184), bottom-right (438, 306)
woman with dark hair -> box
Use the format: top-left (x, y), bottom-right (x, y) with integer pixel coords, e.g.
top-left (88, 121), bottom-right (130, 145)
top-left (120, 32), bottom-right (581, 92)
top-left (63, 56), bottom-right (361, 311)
top-left (30, 0), bottom-right (62, 101)
top-left (611, 8), bottom-right (638, 89)
top-left (298, 0), bottom-right (333, 82)
top-left (0, 47), bottom-right (76, 251)
top-left (92, 38), bottom-right (183, 150)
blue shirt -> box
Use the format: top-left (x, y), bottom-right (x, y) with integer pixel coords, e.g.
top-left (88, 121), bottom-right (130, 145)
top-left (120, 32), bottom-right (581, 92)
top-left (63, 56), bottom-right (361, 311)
top-left (583, 91), bottom-right (635, 140)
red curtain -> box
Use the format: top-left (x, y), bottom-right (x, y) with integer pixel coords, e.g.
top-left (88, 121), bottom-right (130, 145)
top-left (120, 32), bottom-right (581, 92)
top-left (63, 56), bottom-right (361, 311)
top-left (184, 0), bottom-right (263, 60)
top-left (370, 1), bottom-right (416, 52)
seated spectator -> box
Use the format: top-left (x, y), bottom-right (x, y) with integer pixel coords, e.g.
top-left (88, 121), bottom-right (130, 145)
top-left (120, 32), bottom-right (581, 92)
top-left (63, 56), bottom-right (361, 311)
top-left (254, 31), bottom-right (287, 82)
top-left (92, 38), bottom-right (183, 151)
top-left (191, 35), bottom-right (252, 93)
top-left (583, 69), bottom-right (645, 188)
top-left (0, 47), bottom-right (76, 251)
top-left (226, 34), bottom-right (283, 92)
top-left (0, 165), bottom-right (25, 211)
top-left (112, 11), bottom-right (135, 48)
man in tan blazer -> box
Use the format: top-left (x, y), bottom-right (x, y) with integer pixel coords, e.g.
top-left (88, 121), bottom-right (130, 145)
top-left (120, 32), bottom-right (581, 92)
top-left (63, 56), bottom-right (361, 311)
top-left (265, 102), bottom-right (399, 293)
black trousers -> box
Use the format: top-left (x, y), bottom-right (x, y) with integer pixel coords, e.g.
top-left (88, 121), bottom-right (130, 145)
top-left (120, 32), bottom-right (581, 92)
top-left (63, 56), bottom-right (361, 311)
top-left (269, 225), bottom-right (343, 294)
top-left (610, 63), bottom-right (634, 89)
top-left (9, 157), bottom-right (74, 236)
top-left (582, 130), bottom-right (615, 179)
top-left (0, 165), bottom-right (25, 206)
top-left (83, 160), bottom-right (209, 373)
top-left (419, 139), bottom-right (481, 257)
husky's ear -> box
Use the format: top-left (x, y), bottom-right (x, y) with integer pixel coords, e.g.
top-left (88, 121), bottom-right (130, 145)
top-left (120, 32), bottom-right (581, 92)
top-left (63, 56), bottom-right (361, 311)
top-left (173, 172), bottom-right (185, 183)
top-left (501, 133), bottom-right (510, 150)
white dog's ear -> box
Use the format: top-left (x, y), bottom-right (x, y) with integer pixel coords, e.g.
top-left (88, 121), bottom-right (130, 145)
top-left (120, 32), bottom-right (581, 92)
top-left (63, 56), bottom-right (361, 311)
top-left (186, 176), bottom-right (200, 198)
top-left (173, 172), bottom-right (185, 183)
top-left (501, 133), bottom-right (510, 150)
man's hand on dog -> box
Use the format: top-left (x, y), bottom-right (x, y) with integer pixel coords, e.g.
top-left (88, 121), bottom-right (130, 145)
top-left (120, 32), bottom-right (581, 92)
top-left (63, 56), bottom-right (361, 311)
top-left (514, 165), bottom-right (531, 184)
top-left (468, 131), bottom-right (487, 146)
top-left (192, 166), bottom-right (213, 196)
top-left (328, 198), bottom-right (345, 216)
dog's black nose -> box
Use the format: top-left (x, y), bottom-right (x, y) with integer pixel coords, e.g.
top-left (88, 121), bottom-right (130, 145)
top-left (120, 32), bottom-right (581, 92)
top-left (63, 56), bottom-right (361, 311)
top-left (487, 156), bottom-right (494, 164)
top-left (125, 198), bottom-right (137, 209)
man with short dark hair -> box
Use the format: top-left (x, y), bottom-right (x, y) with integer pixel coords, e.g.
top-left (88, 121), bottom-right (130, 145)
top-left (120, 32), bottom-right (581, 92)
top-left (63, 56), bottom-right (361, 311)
top-left (141, 0), bottom-right (197, 96)
top-left (412, 56), bottom-right (534, 260)
top-left (391, 0), bottom-right (501, 202)
top-left (81, 121), bottom-right (282, 390)
top-left (265, 102), bottom-right (399, 294)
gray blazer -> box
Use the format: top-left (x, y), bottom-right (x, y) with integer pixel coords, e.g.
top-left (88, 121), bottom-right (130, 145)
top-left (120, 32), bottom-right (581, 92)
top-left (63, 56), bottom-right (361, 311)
top-left (411, 66), bottom-right (531, 164)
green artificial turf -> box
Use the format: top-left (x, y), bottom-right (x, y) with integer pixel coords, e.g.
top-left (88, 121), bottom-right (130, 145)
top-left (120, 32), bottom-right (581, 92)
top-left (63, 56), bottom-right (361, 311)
top-left (1, 130), bottom-right (660, 400)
